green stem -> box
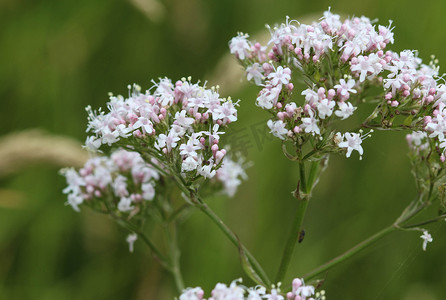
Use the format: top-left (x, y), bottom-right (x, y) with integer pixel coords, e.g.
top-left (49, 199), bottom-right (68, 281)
top-left (165, 222), bottom-right (185, 293)
top-left (275, 194), bottom-right (310, 283)
top-left (299, 162), bottom-right (307, 193)
top-left (303, 192), bottom-right (432, 281)
top-left (402, 213), bottom-right (446, 229)
top-left (303, 225), bottom-right (397, 281)
top-left (275, 162), bottom-right (313, 283)
top-left (193, 195), bottom-right (271, 286)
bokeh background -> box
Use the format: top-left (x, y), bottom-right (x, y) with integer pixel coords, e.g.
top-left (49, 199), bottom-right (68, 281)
top-left (1, 0), bottom-right (446, 299)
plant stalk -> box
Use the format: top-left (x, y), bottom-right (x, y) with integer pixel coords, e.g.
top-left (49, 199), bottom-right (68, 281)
top-left (193, 195), bottom-right (271, 286)
top-left (303, 225), bottom-right (396, 280)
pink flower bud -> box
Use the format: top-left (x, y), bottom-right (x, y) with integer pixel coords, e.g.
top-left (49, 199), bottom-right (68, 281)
top-left (327, 89), bottom-right (336, 100)
top-left (133, 130), bottom-right (142, 138)
top-left (292, 278), bottom-right (302, 289)
top-left (317, 87), bottom-right (326, 98)
top-left (293, 126), bottom-right (302, 134)
top-left (211, 144), bottom-right (219, 153)
top-left (215, 151), bottom-right (225, 164)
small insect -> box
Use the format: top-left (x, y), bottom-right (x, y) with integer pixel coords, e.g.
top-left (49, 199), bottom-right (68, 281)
top-left (298, 229), bottom-right (305, 243)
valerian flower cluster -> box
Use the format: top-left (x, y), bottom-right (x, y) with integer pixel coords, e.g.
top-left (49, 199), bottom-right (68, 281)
top-left (85, 77), bottom-right (239, 181)
top-left (230, 9), bottom-right (446, 162)
top-left (61, 149), bottom-right (245, 214)
top-left (179, 278), bottom-right (324, 300)
top-left (61, 77), bottom-right (248, 230)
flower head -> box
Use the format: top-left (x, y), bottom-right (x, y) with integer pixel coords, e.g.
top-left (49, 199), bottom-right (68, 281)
top-left (420, 230), bottom-right (433, 251)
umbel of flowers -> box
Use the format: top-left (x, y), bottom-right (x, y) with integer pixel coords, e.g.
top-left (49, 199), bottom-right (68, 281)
top-left (230, 9), bottom-right (446, 162)
top-left (61, 149), bottom-right (246, 216)
top-left (63, 77), bottom-right (248, 215)
top-left (84, 77), bottom-right (239, 181)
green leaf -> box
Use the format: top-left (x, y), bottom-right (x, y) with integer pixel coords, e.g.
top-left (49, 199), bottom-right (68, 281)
top-left (237, 237), bottom-right (265, 286)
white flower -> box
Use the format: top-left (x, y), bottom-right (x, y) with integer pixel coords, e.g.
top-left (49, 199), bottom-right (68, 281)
top-left (84, 136), bottom-right (102, 151)
top-left (155, 132), bottom-right (181, 152)
top-left (420, 230), bottom-right (433, 251)
top-left (113, 175), bottom-right (129, 197)
top-left (316, 98), bottom-right (335, 119)
top-left (268, 66), bottom-right (291, 86)
top-left (301, 88), bottom-right (318, 105)
top-left (267, 119), bottom-right (289, 140)
top-left (210, 279), bottom-right (245, 300)
top-left (246, 63), bottom-right (264, 85)
top-left (296, 285), bottom-right (315, 298)
top-left (229, 33), bottom-right (251, 60)
top-left (334, 78), bottom-right (357, 96)
top-left (335, 101), bottom-right (356, 120)
top-left (213, 101), bottom-right (238, 123)
top-left (246, 286), bottom-right (266, 300)
top-left (204, 124), bottom-right (225, 144)
top-left (142, 183), bottom-right (155, 200)
top-left (179, 287), bottom-right (204, 300)
top-left (407, 131), bottom-right (427, 147)
top-left (126, 233), bottom-right (138, 253)
top-left (351, 54), bottom-right (382, 82)
top-left (198, 163), bottom-right (216, 179)
top-left (182, 156), bottom-right (199, 172)
top-left (216, 156), bottom-right (247, 197)
top-left (158, 92), bottom-right (174, 106)
top-left (264, 289), bottom-right (284, 300)
top-left (337, 132), bottom-right (364, 159)
top-left (180, 138), bottom-right (202, 157)
top-left (118, 197), bottom-right (134, 212)
top-left (67, 193), bottom-right (83, 212)
top-left (175, 110), bottom-right (195, 128)
top-left (257, 87), bottom-right (281, 109)
top-left (300, 110), bottom-right (320, 135)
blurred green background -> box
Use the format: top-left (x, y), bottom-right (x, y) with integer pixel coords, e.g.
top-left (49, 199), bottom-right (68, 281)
top-left (1, 0), bottom-right (446, 299)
